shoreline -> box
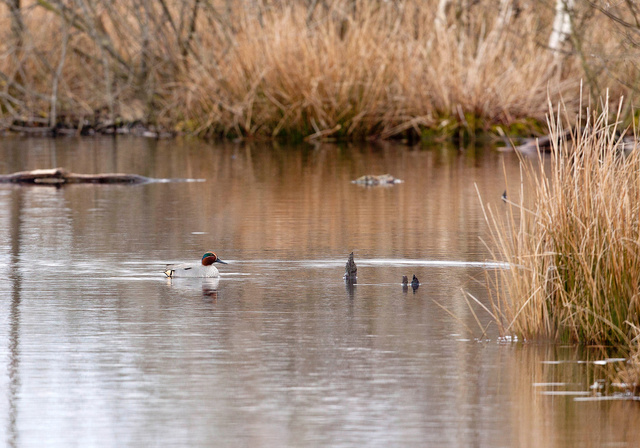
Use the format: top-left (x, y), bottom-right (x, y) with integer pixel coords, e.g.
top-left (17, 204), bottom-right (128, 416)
top-left (1, 113), bottom-right (545, 146)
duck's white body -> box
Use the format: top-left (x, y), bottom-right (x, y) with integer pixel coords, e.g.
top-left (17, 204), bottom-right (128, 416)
top-left (164, 263), bottom-right (221, 278)
top-left (164, 251), bottom-right (227, 278)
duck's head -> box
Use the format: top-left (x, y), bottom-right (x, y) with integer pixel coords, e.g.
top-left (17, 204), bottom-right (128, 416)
top-left (202, 251), bottom-right (227, 266)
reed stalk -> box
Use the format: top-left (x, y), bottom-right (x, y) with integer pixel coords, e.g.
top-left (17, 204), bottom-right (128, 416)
top-left (483, 94), bottom-right (640, 347)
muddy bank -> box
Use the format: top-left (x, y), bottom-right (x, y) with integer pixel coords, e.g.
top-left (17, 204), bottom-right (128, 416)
top-left (7, 118), bottom-right (174, 139)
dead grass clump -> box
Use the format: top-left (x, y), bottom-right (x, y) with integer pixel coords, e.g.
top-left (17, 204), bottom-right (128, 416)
top-left (0, 1), bottom-right (636, 138)
top-left (178, 1), bottom-right (566, 139)
top-left (483, 96), bottom-right (640, 346)
top-left (0, 1), bottom-right (591, 137)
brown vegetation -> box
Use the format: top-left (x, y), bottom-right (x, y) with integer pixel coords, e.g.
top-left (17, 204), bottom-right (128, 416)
top-left (480, 95), bottom-right (640, 393)
top-left (0, 1), bottom-right (638, 140)
top-left (483, 97), bottom-right (640, 347)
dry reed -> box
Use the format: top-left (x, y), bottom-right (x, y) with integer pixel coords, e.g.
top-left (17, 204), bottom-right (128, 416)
top-left (180, 2), bottom-right (565, 139)
top-left (483, 94), bottom-right (640, 346)
top-left (0, 1), bottom-right (635, 139)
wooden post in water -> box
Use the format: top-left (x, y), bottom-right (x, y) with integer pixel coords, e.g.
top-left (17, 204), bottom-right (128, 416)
top-left (344, 252), bottom-right (357, 283)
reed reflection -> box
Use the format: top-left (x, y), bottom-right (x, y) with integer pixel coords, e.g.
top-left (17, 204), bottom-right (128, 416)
top-left (7, 187), bottom-right (22, 448)
top-left (507, 344), bottom-right (640, 448)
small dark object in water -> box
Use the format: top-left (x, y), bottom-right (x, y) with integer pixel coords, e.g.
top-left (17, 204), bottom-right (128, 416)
top-left (402, 275), bottom-right (408, 285)
top-left (501, 190), bottom-right (507, 202)
top-left (344, 252), bottom-right (357, 282)
top-left (411, 275), bottom-right (420, 290)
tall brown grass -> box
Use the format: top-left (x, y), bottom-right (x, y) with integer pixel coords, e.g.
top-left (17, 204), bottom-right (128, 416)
top-left (0, 1), bottom-right (636, 139)
top-left (482, 95), bottom-right (640, 347)
top-left (181, 2), bottom-right (567, 139)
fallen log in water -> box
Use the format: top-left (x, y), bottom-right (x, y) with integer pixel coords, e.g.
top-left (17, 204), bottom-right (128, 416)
top-left (0, 167), bottom-right (199, 185)
top-left (511, 128), bottom-right (576, 154)
top-left (512, 128), bottom-right (638, 155)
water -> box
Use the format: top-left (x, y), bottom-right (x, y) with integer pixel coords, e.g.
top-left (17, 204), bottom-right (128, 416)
top-left (0, 137), bottom-right (638, 447)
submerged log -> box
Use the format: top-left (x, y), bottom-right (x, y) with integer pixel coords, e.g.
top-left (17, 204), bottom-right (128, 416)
top-left (0, 167), bottom-right (154, 184)
top-left (352, 174), bottom-right (403, 186)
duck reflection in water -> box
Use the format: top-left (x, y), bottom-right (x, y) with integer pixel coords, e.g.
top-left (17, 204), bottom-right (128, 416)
top-left (165, 277), bottom-right (220, 302)
top-left (201, 278), bottom-right (220, 302)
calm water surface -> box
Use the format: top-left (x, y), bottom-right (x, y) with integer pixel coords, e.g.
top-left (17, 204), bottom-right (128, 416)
top-left (0, 137), bottom-right (638, 447)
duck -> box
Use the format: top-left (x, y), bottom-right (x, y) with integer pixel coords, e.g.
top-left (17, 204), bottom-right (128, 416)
top-left (164, 251), bottom-right (227, 278)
